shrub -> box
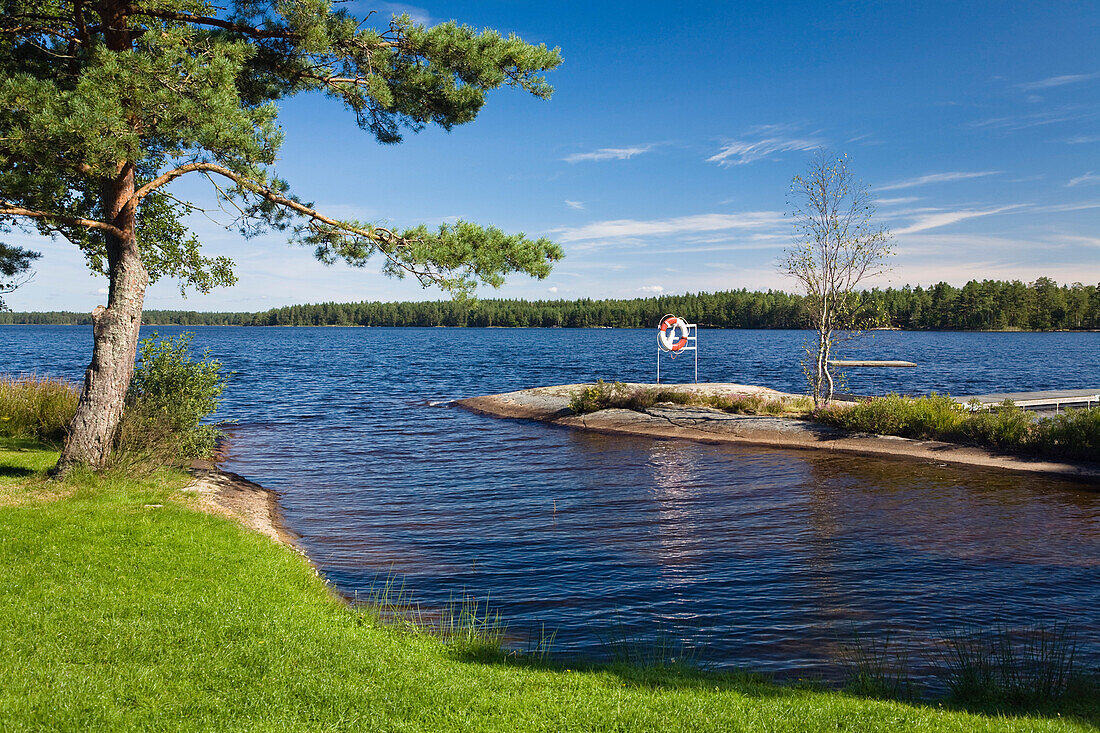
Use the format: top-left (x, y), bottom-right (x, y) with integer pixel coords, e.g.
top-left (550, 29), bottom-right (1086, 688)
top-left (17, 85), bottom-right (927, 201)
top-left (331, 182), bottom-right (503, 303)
top-left (959, 400), bottom-right (1034, 450)
top-left (118, 332), bottom-right (229, 465)
top-left (0, 375), bottom-right (79, 444)
top-left (568, 380), bottom-right (625, 414)
top-left (568, 382), bottom-right (810, 417)
top-left (819, 394), bottom-right (1100, 462)
top-left (1032, 407), bottom-right (1100, 462)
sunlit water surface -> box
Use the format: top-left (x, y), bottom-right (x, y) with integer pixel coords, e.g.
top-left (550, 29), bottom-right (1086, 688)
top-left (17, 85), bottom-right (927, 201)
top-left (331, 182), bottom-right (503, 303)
top-left (3, 326), bottom-right (1098, 680)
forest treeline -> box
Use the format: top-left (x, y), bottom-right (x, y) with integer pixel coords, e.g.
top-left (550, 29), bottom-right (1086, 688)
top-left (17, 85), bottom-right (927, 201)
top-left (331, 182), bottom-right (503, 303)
top-left (3, 278), bottom-right (1098, 331)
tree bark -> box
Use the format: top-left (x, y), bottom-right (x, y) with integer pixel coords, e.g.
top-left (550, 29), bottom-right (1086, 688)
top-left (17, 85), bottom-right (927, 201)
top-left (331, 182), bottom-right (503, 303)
top-left (55, 163), bottom-right (147, 473)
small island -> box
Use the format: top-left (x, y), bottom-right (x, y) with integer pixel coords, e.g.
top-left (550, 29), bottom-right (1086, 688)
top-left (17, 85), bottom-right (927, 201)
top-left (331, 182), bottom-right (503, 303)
top-left (458, 382), bottom-right (1100, 483)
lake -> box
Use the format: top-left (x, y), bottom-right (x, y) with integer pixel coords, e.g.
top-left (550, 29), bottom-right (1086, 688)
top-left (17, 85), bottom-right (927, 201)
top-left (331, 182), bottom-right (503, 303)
top-left (2, 326), bottom-right (1098, 682)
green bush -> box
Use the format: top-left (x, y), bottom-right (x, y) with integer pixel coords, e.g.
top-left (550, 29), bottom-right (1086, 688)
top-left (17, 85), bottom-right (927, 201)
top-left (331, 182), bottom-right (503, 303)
top-left (1033, 407), bottom-right (1100, 462)
top-left (568, 382), bottom-right (811, 417)
top-left (119, 332), bottom-right (229, 464)
top-left (959, 401), bottom-right (1035, 450)
top-left (568, 380), bottom-right (626, 414)
top-left (0, 375), bottom-right (79, 444)
top-left (819, 394), bottom-right (1099, 462)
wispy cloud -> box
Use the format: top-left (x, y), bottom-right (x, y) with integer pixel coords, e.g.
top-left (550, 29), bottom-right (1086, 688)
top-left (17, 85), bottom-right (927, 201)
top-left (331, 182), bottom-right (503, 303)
top-left (638, 285), bottom-right (665, 294)
top-left (707, 126), bottom-right (824, 166)
top-left (1057, 234), bottom-right (1100, 248)
top-left (564, 200), bottom-right (585, 210)
top-left (968, 106), bottom-right (1095, 132)
top-left (563, 145), bottom-right (654, 163)
top-left (893, 205), bottom-right (1023, 234)
top-left (1067, 172), bottom-right (1100, 187)
top-left (1064, 135), bottom-right (1100, 144)
top-left (875, 196), bottom-right (921, 205)
top-left (878, 171), bottom-right (1000, 191)
top-left (553, 211), bottom-right (785, 244)
top-left (1017, 71), bottom-right (1100, 91)
top-left (1028, 200), bottom-right (1100, 213)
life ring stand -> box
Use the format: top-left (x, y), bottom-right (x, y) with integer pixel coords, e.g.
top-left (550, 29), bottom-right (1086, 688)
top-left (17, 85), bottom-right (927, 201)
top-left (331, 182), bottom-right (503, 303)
top-left (658, 314), bottom-right (689, 354)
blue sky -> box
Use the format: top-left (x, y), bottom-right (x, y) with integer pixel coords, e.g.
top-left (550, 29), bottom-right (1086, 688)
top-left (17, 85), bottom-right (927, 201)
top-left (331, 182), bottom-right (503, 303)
top-left (10, 0), bottom-right (1100, 311)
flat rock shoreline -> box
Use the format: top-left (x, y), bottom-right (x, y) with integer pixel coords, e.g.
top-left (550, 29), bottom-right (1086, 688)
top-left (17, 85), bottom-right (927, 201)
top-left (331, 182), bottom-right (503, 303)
top-left (456, 383), bottom-right (1100, 484)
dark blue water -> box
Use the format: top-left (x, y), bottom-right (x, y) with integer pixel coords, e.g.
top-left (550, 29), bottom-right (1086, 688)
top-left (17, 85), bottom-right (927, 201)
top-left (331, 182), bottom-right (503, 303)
top-left (3, 326), bottom-right (1099, 680)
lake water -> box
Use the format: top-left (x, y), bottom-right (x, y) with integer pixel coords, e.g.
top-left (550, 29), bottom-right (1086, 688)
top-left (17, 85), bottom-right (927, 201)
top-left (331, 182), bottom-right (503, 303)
top-left (2, 326), bottom-right (1099, 682)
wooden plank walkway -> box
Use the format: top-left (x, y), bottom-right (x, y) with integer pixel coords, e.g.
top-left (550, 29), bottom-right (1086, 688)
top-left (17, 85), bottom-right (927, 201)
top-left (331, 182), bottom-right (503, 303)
top-left (830, 360), bottom-right (917, 368)
top-left (955, 389), bottom-right (1100, 412)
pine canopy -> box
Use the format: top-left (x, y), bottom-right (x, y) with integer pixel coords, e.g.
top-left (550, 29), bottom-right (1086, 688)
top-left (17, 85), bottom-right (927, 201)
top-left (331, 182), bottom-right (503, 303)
top-left (0, 0), bottom-right (564, 295)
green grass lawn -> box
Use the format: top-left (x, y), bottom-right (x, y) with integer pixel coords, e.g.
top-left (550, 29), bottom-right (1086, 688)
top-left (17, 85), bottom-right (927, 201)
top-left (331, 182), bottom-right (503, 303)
top-left (0, 439), bottom-right (1095, 732)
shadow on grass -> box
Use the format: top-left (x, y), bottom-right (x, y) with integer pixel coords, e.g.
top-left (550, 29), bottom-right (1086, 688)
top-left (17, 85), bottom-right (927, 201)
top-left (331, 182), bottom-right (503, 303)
top-left (0, 465), bottom-right (36, 478)
top-left (443, 637), bottom-right (1100, 728)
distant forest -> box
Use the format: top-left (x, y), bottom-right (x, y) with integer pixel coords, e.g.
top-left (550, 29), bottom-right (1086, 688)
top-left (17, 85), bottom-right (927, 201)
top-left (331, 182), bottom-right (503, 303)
top-left (3, 278), bottom-right (1098, 331)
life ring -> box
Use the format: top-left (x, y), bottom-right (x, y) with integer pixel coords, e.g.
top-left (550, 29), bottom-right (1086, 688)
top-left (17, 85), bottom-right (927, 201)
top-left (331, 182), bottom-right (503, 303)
top-left (657, 315), bottom-right (688, 352)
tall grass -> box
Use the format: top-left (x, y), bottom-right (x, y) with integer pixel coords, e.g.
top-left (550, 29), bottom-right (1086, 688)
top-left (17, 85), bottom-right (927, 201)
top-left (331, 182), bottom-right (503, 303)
top-left (358, 574), bottom-right (507, 660)
top-left (570, 380), bottom-right (812, 417)
top-left (840, 632), bottom-right (917, 701)
top-left (817, 394), bottom-right (1099, 462)
top-left (939, 624), bottom-right (1088, 704)
top-left (0, 375), bottom-right (79, 444)
top-left (2, 333), bottom-right (230, 472)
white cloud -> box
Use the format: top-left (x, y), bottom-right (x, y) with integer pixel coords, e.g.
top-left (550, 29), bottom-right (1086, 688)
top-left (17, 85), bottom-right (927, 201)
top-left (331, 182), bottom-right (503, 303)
top-left (638, 285), bottom-right (665, 294)
top-left (564, 200), bottom-right (585, 210)
top-left (875, 196), bottom-right (921, 205)
top-left (708, 126), bottom-right (823, 166)
top-left (878, 171), bottom-right (1000, 191)
top-left (563, 146), bottom-right (654, 163)
top-left (892, 205), bottom-right (1024, 235)
top-left (1067, 172), bottom-right (1100, 187)
top-left (96, 288), bottom-right (109, 295)
top-left (553, 211), bottom-right (785, 244)
top-left (1065, 135), bottom-right (1100, 144)
top-left (547, 286), bottom-right (558, 293)
top-left (1017, 71), bottom-right (1100, 91)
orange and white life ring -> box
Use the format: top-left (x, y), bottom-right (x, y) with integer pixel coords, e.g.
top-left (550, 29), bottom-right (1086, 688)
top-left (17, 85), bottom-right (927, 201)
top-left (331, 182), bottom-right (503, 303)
top-left (657, 314), bottom-right (688, 352)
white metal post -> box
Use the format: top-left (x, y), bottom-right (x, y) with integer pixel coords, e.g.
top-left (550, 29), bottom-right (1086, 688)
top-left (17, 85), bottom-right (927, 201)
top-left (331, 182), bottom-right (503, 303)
top-left (694, 325), bottom-right (698, 384)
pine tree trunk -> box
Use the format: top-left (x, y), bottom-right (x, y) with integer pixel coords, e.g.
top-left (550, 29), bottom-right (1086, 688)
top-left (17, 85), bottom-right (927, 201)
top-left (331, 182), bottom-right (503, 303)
top-left (53, 2), bottom-right (147, 475)
top-left (55, 163), bottom-right (147, 473)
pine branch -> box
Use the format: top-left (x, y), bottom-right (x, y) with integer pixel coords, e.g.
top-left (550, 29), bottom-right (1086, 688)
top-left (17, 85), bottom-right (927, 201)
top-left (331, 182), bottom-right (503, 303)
top-left (0, 201), bottom-right (125, 239)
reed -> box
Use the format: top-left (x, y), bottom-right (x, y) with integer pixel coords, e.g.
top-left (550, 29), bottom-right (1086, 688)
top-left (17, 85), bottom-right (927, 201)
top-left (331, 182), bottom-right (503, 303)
top-left (597, 616), bottom-right (699, 669)
top-left (357, 574), bottom-right (508, 660)
top-left (938, 623), bottom-right (1088, 704)
top-left (0, 374), bottom-right (79, 444)
top-left (839, 631), bottom-right (917, 701)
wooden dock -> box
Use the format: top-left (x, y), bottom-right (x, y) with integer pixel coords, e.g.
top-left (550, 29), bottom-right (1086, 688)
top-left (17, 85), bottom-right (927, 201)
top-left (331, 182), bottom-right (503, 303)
top-left (829, 360), bottom-right (917, 368)
top-left (955, 389), bottom-right (1100, 413)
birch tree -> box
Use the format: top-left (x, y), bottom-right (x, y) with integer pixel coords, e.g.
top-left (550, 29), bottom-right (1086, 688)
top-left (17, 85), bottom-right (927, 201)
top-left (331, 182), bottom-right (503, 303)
top-left (0, 1), bottom-right (563, 473)
top-left (781, 153), bottom-right (892, 406)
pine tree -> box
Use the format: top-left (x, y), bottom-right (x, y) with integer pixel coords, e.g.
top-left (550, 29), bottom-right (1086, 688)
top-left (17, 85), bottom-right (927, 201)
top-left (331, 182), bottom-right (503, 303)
top-left (0, 1), bottom-right (562, 471)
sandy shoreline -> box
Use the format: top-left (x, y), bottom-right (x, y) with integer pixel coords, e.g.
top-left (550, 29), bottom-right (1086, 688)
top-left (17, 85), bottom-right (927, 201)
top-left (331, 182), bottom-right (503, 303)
top-left (456, 383), bottom-right (1100, 484)
top-left (185, 462), bottom-right (307, 554)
